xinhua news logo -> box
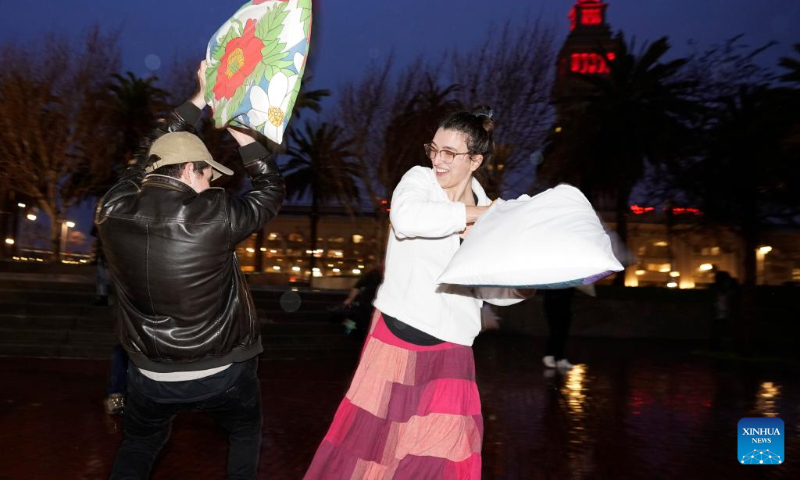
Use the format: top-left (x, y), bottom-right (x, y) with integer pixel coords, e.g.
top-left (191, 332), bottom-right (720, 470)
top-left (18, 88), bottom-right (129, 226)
top-left (738, 418), bottom-right (784, 465)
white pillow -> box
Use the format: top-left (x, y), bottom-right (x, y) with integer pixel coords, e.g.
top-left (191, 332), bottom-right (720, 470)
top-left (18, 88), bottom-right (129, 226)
top-left (437, 184), bottom-right (624, 288)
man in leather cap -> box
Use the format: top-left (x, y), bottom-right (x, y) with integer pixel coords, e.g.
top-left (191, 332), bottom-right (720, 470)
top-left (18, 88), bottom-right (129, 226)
top-left (96, 62), bottom-right (285, 480)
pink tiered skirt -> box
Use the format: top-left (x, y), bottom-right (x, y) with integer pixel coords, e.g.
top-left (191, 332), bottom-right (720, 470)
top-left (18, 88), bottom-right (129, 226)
top-left (304, 311), bottom-right (483, 479)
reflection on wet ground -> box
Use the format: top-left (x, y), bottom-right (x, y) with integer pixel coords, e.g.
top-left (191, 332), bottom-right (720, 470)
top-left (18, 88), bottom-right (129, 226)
top-left (0, 332), bottom-right (797, 479)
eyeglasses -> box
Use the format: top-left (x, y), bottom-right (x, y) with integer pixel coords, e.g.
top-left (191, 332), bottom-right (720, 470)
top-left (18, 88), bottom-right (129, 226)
top-left (423, 143), bottom-right (471, 164)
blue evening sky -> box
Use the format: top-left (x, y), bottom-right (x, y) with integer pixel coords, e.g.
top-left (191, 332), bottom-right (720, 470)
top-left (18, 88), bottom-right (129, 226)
top-left (2, 1), bottom-right (798, 249)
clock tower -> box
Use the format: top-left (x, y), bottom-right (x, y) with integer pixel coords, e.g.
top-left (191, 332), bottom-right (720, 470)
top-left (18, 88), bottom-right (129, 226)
top-left (553, 0), bottom-right (620, 102)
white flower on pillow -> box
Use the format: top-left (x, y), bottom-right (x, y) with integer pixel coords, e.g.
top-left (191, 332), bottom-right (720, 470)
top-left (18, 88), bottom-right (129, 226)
top-left (247, 72), bottom-right (298, 143)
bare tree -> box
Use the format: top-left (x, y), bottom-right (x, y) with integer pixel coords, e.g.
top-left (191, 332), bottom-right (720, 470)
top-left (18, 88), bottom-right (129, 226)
top-left (447, 19), bottom-right (558, 197)
top-left (0, 27), bottom-right (121, 260)
top-left (334, 56), bottom-right (461, 258)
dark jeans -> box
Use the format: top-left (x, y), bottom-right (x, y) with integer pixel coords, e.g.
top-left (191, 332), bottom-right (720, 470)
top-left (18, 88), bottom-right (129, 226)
top-left (543, 288), bottom-right (575, 360)
top-left (109, 358), bottom-right (262, 480)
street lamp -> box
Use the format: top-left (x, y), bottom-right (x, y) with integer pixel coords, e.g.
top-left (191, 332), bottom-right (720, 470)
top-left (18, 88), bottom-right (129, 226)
top-left (756, 245), bottom-right (773, 285)
top-left (60, 220), bottom-right (76, 259)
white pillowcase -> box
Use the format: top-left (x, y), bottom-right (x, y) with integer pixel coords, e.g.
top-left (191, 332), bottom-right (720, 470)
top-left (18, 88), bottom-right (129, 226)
top-left (437, 184), bottom-right (624, 288)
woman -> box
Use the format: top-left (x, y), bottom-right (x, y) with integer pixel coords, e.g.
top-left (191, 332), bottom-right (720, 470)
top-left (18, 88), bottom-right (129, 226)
top-left (305, 107), bottom-right (527, 479)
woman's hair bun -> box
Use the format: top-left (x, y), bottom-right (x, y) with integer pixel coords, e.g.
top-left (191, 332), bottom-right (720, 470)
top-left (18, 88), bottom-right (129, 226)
top-left (471, 106), bottom-right (493, 119)
top-left (471, 106), bottom-right (495, 133)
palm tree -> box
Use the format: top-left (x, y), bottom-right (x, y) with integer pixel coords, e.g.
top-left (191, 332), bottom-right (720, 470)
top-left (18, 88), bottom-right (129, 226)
top-left (109, 72), bottom-right (170, 162)
top-left (283, 122), bottom-right (360, 278)
top-left (291, 78), bottom-right (330, 119)
top-left (380, 77), bottom-right (462, 195)
top-left (542, 34), bottom-right (697, 284)
top-left (778, 43), bottom-right (800, 84)
top-left (674, 85), bottom-right (798, 353)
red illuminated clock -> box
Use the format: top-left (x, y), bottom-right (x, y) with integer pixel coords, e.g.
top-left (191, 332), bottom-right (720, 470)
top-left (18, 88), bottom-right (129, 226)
top-left (570, 52), bottom-right (616, 74)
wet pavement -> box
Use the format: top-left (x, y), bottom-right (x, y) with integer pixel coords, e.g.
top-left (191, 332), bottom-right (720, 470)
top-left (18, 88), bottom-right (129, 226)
top-left (1, 332), bottom-right (797, 479)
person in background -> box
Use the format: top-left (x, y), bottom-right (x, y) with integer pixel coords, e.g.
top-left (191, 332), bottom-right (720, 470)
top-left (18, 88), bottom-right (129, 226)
top-left (304, 107), bottom-right (530, 479)
top-left (340, 261), bottom-right (384, 338)
top-left (92, 223), bottom-right (130, 415)
top-left (541, 288), bottom-right (576, 371)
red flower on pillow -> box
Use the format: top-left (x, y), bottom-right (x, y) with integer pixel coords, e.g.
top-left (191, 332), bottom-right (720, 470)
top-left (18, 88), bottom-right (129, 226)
top-left (213, 19), bottom-right (265, 100)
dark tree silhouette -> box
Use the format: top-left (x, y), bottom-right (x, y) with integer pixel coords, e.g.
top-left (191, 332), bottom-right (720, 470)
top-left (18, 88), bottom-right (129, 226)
top-left (283, 122), bottom-right (360, 277)
top-left (540, 34), bottom-right (698, 283)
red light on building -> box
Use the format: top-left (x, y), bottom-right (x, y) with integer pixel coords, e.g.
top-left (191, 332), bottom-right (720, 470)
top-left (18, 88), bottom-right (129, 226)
top-left (669, 207), bottom-right (702, 216)
top-left (569, 0), bottom-right (608, 31)
top-left (569, 7), bottom-right (576, 31)
top-left (630, 205), bottom-right (655, 215)
top-left (631, 205), bottom-right (703, 216)
top-left (570, 53), bottom-right (612, 74)
top-left (582, 7), bottom-right (603, 25)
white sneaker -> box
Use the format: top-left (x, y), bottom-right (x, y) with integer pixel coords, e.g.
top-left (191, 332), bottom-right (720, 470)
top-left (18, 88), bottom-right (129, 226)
top-left (556, 359), bottom-right (574, 371)
top-left (542, 355), bottom-right (556, 368)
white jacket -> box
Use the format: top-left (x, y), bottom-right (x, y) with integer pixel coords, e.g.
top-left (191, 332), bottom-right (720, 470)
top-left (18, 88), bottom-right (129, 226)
top-left (373, 166), bottom-right (526, 346)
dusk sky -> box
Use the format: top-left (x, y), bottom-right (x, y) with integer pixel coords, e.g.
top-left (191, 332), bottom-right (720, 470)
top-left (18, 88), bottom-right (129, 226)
top-left (2, 0), bottom-right (798, 249)
top-left (3, 1), bottom-right (798, 94)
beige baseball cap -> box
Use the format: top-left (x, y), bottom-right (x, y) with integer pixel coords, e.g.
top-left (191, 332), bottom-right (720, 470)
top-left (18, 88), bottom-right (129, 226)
top-left (145, 132), bottom-right (234, 180)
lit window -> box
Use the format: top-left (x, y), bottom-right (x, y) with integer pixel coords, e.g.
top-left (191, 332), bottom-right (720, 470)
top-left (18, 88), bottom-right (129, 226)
top-left (653, 241), bottom-right (668, 247)
top-left (332, 268), bottom-right (341, 273)
top-left (272, 265), bottom-right (281, 271)
top-left (647, 263), bottom-right (671, 273)
top-left (245, 247), bottom-right (255, 253)
top-left (352, 269), bottom-right (361, 275)
top-left (352, 234), bottom-right (363, 244)
top-left (581, 7), bottom-right (602, 25)
top-left (570, 53), bottom-right (610, 74)
top-left (292, 266), bottom-right (301, 272)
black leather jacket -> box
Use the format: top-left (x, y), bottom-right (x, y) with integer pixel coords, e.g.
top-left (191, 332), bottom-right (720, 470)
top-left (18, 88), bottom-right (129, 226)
top-left (95, 102), bottom-right (285, 373)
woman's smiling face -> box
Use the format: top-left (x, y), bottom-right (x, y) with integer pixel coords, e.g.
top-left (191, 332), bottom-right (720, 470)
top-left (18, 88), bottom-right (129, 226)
top-left (429, 128), bottom-right (483, 193)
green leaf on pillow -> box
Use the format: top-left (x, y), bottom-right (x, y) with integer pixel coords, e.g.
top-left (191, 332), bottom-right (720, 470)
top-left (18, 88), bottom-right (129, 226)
top-left (251, 61), bottom-right (267, 84)
top-left (300, 3), bottom-right (312, 39)
top-left (212, 25), bottom-right (241, 61)
top-left (255, 2), bottom-right (289, 45)
top-left (205, 65), bottom-right (218, 101)
top-left (228, 84), bottom-right (247, 116)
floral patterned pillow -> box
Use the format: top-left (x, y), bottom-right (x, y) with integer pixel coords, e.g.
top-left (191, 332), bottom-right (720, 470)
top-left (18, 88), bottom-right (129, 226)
top-left (205, 0), bottom-right (312, 144)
